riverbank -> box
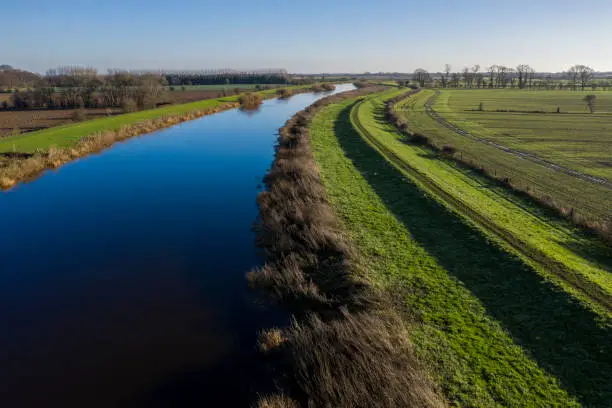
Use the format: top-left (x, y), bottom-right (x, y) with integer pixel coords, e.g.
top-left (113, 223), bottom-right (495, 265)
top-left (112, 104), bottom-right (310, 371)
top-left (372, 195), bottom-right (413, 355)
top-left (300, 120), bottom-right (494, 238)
top-left (247, 86), bottom-right (445, 407)
top-left (0, 85), bottom-right (326, 190)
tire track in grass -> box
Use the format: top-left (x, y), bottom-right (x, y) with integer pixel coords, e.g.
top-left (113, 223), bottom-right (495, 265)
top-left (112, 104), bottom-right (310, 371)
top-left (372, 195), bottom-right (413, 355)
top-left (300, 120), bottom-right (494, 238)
top-left (352, 98), bottom-right (612, 314)
top-left (424, 91), bottom-right (612, 189)
top-left (314, 99), bottom-right (611, 407)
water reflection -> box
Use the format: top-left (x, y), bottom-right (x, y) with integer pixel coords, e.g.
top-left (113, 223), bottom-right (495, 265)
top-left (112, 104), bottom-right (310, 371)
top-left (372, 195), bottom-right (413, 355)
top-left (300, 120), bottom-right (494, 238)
top-left (0, 84), bottom-right (354, 407)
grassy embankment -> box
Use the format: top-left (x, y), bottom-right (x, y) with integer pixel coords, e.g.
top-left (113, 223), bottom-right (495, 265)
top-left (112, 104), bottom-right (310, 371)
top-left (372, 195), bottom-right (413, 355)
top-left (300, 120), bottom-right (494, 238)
top-left (394, 90), bottom-right (612, 227)
top-left (0, 85), bottom-right (313, 189)
top-left (308, 90), bottom-right (611, 406)
top-left (247, 87), bottom-right (445, 407)
top-left (365, 89), bottom-right (612, 316)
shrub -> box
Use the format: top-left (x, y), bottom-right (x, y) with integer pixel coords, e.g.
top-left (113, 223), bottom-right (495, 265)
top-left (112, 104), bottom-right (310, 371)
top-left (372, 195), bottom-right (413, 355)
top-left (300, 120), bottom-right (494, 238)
top-left (277, 88), bottom-right (293, 99)
top-left (441, 145), bottom-right (457, 156)
top-left (169, 86), bottom-right (175, 91)
top-left (71, 107), bottom-right (87, 122)
top-left (121, 98), bottom-right (138, 113)
top-left (239, 92), bottom-right (263, 109)
top-left (584, 94), bottom-right (596, 113)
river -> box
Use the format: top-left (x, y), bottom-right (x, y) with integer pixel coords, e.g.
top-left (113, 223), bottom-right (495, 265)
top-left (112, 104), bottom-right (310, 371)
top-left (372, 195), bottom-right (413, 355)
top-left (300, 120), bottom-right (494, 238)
top-left (0, 84), bottom-right (354, 407)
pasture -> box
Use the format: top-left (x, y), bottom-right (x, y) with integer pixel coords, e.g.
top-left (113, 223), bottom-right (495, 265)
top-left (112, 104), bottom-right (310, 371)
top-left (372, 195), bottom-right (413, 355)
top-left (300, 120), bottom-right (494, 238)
top-left (436, 89), bottom-right (612, 179)
top-left (395, 90), bottom-right (612, 223)
top-left (308, 95), bottom-right (612, 407)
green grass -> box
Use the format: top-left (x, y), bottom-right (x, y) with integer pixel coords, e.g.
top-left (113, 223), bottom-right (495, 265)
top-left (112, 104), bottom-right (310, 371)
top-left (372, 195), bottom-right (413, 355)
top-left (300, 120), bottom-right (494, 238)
top-left (309, 95), bottom-right (611, 407)
top-left (437, 89), bottom-right (612, 179)
top-left (395, 90), bottom-right (612, 222)
top-left (359, 90), bottom-right (612, 314)
top-left (0, 86), bottom-right (305, 153)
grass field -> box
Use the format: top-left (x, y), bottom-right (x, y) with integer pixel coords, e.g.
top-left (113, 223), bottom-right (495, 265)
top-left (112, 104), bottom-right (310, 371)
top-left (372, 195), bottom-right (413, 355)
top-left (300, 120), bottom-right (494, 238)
top-left (436, 90), bottom-right (612, 179)
top-left (309, 92), bottom-right (611, 406)
top-left (360, 90), bottom-right (612, 315)
top-left (395, 90), bottom-right (612, 222)
top-left (0, 86), bottom-right (305, 153)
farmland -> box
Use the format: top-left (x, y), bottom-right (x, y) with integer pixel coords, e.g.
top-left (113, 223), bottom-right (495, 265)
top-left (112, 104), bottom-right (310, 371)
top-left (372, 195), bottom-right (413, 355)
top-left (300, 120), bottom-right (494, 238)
top-left (434, 90), bottom-right (612, 179)
top-left (394, 90), bottom-right (612, 224)
top-left (306, 88), bottom-right (611, 406)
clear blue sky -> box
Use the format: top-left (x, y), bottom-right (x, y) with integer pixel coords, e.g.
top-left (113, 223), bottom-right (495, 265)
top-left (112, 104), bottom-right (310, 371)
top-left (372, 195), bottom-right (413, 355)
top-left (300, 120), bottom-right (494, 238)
top-left (5, 0), bottom-right (612, 74)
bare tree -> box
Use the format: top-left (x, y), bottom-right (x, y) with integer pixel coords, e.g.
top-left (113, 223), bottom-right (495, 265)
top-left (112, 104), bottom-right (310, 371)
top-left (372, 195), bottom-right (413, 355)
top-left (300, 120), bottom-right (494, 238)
top-left (442, 64), bottom-right (452, 88)
top-left (567, 65), bottom-right (594, 91)
top-left (584, 94), bottom-right (596, 113)
top-left (577, 65), bottom-right (594, 91)
top-left (450, 72), bottom-right (460, 88)
top-left (412, 69), bottom-right (430, 88)
top-left (488, 65), bottom-right (498, 88)
top-left (516, 64), bottom-right (531, 89)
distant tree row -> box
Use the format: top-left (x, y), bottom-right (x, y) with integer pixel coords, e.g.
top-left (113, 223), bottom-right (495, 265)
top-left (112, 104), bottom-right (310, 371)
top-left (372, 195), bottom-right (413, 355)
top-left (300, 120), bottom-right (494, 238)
top-left (163, 70), bottom-right (290, 86)
top-left (3, 67), bottom-right (168, 111)
top-left (412, 64), bottom-right (603, 90)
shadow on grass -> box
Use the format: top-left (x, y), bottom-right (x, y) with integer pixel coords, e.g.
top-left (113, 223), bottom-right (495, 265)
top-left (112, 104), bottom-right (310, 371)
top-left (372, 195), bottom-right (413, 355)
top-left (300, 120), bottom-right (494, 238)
top-left (333, 104), bottom-right (611, 407)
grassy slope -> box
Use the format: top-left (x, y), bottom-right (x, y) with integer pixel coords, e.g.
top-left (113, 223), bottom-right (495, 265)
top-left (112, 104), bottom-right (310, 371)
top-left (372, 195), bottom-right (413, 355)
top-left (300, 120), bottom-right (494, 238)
top-left (395, 90), bottom-right (612, 222)
top-left (362, 90), bottom-right (612, 314)
top-left (0, 86), bottom-right (306, 153)
top-left (309, 96), bottom-right (611, 406)
top-left (437, 90), bottom-right (612, 179)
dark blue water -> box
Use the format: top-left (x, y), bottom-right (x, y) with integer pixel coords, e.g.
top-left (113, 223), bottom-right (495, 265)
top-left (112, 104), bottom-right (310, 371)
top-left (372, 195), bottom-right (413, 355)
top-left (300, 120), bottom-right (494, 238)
top-left (0, 84), bottom-right (354, 408)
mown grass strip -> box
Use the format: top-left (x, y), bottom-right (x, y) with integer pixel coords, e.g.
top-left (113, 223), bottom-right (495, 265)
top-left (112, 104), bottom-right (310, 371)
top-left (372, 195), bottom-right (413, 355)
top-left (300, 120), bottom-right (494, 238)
top-left (309, 97), bottom-right (611, 407)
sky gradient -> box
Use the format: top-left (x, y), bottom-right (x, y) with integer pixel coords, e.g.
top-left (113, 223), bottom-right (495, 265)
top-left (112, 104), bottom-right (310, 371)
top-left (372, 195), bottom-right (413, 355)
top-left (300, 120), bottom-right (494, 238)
top-left (5, 0), bottom-right (612, 74)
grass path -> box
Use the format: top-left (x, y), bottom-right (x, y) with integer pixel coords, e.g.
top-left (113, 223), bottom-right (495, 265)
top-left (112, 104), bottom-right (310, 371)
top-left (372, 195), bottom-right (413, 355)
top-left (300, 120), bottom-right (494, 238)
top-left (309, 96), bottom-right (611, 406)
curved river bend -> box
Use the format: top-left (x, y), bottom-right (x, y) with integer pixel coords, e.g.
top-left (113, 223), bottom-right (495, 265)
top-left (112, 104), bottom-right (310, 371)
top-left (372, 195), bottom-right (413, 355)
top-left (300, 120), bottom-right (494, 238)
top-left (0, 84), bottom-right (354, 407)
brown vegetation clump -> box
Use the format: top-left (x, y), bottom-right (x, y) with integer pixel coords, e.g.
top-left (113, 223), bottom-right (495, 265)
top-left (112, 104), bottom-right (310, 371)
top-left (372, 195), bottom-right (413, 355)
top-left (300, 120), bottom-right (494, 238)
top-left (258, 328), bottom-right (286, 353)
top-left (310, 83), bottom-right (337, 93)
top-left (248, 86), bottom-right (445, 407)
top-left (256, 394), bottom-right (300, 408)
top-left (277, 88), bottom-right (294, 99)
top-left (239, 92), bottom-right (263, 109)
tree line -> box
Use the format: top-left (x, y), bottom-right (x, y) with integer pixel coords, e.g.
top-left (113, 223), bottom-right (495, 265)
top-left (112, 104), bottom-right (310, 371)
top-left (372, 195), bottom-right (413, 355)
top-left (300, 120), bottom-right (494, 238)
top-left (411, 64), bottom-right (608, 90)
top-left (4, 67), bottom-right (168, 111)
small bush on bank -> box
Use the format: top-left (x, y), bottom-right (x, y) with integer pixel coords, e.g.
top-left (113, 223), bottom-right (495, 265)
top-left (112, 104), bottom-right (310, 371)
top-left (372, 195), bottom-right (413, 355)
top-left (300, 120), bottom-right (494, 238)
top-left (239, 92), bottom-right (263, 109)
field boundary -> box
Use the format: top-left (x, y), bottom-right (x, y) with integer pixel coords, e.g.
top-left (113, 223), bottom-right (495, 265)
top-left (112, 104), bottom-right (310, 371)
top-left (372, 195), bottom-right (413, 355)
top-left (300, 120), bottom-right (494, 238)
top-left (424, 91), bottom-right (612, 188)
top-left (351, 96), bottom-right (612, 313)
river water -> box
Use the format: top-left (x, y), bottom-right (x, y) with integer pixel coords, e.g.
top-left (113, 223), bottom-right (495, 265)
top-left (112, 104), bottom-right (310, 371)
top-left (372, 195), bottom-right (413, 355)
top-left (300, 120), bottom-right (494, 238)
top-left (0, 84), bottom-right (354, 407)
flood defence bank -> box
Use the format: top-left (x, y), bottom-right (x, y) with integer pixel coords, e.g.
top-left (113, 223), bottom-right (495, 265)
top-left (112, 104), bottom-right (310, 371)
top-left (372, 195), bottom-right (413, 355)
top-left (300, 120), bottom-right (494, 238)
top-left (247, 86), bottom-right (445, 407)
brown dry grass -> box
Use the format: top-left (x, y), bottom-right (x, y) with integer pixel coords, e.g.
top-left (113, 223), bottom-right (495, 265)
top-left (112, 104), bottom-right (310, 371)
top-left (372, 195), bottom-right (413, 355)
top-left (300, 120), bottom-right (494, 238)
top-left (239, 92), bottom-right (264, 109)
top-left (255, 394), bottom-right (299, 408)
top-left (248, 86), bottom-right (445, 407)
